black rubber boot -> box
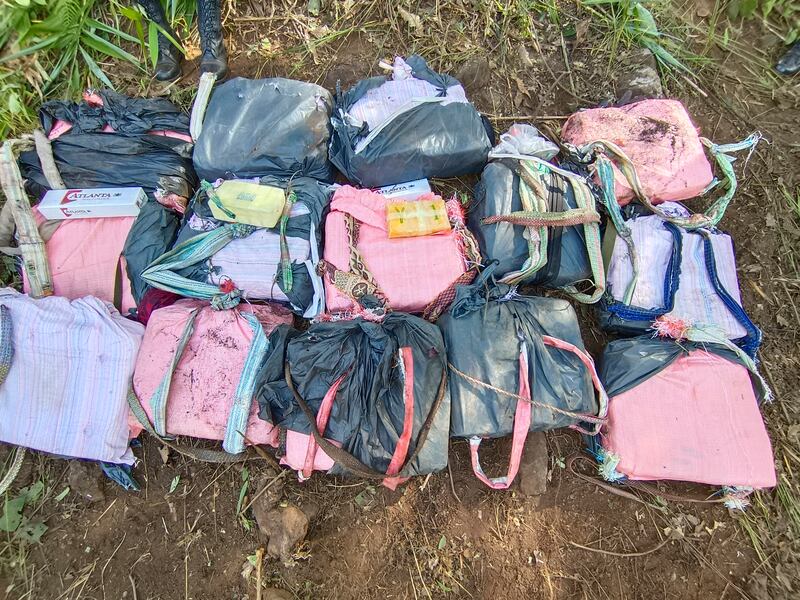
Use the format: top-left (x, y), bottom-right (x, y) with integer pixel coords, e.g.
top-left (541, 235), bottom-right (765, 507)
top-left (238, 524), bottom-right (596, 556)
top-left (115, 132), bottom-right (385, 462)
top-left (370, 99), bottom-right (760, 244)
top-left (138, 0), bottom-right (183, 81)
top-left (776, 42), bottom-right (800, 76)
top-left (197, 0), bottom-right (228, 79)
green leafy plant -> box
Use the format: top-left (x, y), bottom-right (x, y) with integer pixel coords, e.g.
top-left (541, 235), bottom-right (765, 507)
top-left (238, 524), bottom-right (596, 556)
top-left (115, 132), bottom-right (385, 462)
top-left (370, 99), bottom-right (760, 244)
top-left (728, 0), bottom-right (799, 42)
top-left (0, 481), bottom-right (49, 544)
top-left (236, 468), bottom-right (253, 531)
top-left (581, 0), bottom-right (697, 73)
top-left (1, 0), bottom-right (142, 91)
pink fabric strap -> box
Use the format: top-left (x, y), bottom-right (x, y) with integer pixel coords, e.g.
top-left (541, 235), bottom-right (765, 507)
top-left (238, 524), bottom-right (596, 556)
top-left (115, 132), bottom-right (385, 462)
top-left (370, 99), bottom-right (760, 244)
top-left (541, 335), bottom-right (609, 434)
top-left (301, 373), bottom-right (347, 480)
top-left (383, 347), bottom-right (415, 490)
top-left (469, 344), bottom-right (532, 490)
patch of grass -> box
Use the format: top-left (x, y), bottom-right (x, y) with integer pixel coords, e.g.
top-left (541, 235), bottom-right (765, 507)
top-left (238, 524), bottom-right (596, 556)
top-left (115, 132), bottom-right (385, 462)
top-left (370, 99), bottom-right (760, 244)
top-left (0, 0), bottom-right (197, 140)
top-left (580, 0), bottom-right (709, 75)
top-left (0, 454), bottom-right (62, 598)
top-left (728, 0), bottom-right (799, 43)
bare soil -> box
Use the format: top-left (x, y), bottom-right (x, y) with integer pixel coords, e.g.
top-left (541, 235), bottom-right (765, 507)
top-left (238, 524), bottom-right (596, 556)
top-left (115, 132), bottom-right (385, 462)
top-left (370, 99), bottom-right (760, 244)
top-left (1, 2), bottom-right (799, 599)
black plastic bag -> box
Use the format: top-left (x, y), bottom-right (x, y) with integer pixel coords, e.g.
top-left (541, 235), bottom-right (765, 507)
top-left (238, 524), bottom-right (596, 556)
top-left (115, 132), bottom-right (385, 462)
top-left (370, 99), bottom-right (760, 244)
top-left (192, 77), bottom-right (335, 182)
top-left (39, 90), bottom-right (190, 136)
top-left (470, 156), bottom-right (603, 300)
top-left (437, 265), bottom-right (604, 487)
top-left (257, 314), bottom-right (451, 480)
top-left (598, 336), bottom-right (767, 401)
top-left (329, 55), bottom-right (493, 187)
top-left (19, 133), bottom-right (195, 303)
top-left (18, 92), bottom-right (196, 304)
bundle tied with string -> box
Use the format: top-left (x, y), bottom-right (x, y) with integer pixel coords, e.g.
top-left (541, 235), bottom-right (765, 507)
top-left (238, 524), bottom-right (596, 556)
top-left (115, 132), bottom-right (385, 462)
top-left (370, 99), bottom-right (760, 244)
top-left (437, 263), bottom-right (608, 489)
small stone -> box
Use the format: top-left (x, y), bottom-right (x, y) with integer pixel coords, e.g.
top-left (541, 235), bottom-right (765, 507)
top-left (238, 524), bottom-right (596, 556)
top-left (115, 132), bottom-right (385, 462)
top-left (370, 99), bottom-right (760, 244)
top-left (518, 431), bottom-right (548, 498)
top-left (615, 48), bottom-right (663, 103)
top-left (256, 505), bottom-right (309, 560)
top-left (263, 588), bottom-right (293, 600)
top-left (67, 460), bottom-right (105, 504)
top-left (250, 473), bottom-right (285, 528)
top-left (299, 501), bottom-right (320, 522)
top-left (455, 57), bottom-right (491, 94)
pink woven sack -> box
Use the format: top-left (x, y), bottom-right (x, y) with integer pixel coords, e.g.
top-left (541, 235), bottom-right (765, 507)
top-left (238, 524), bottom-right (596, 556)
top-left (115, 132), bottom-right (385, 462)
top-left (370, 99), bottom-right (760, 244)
top-left (23, 211), bottom-right (137, 314)
top-left (132, 300), bottom-right (292, 451)
top-left (561, 99), bottom-right (713, 205)
top-left (322, 186), bottom-right (479, 318)
top-left (600, 346), bottom-right (775, 491)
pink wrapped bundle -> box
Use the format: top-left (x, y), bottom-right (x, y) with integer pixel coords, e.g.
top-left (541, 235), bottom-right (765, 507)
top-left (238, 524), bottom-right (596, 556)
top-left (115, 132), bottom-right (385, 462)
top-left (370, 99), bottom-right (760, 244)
top-left (561, 99), bottom-right (714, 205)
top-left (603, 350), bottom-right (776, 489)
top-left (23, 211), bottom-right (136, 314)
top-left (323, 186), bottom-right (476, 315)
top-left (132, 300), bottom-right (292, 445)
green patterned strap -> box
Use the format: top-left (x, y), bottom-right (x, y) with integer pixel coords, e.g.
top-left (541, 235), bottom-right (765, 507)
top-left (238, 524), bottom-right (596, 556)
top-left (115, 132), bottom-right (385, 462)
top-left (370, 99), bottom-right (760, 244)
top-left (562, 180), bottom-right (606, 304)
top-left (141, 222), bottom-right (257, 310)
top-left (278, 191), bottom-right (297, 292)
top-left (580, 134), bottom-right (760, 230)
top-left (132, 307), bottom-right (272, 458)
top-left (495, 160), bottom-right (606, 304)
top-left (149, 308), bottom-right (200, 437)
top-left (222, 312), bottom-right (270, 454)
top-left (595, 154), bottom-right (638, 305)
top-left (497, 161), bottom-right (549, 285)
top-left (0, 305), bottom-right (12, 386)
top-left (127, 388), bottom-right (251, 464)
top-left (0, 304), bottom-right (26, 495)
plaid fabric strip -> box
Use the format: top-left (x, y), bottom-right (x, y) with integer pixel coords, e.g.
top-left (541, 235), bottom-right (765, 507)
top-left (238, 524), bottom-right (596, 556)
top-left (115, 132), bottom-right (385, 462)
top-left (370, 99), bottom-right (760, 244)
top-left (0, 141), bottom-right (53, 298)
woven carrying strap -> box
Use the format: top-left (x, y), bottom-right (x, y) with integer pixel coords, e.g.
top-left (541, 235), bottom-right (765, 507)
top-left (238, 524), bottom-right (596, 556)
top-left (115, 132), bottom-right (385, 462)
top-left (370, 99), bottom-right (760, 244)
top-left (128, 307), bottom-right (271, 457)
top-left (449, 334), bottom-right (608, 434)
top-left (580, 134), bottom-right (760, 230)
top-left (321, 214), bottom-right (390, 309)
top-left (421, 207), bottom-right (482, 321)
top-left (0, 305), bottom-right (26, 494)
top-left (190, 72), bottom-right (217, 141)
top-left (324, 203), bottom-right (481, 320)
top-left (605, 222), bottom-right (762, 357)
top-left (297, 347), bottom-right (417, 489)
top-left (284, 351), bottom-right (448, 481)
top-left (141, 222), bottom-right (258, 310)
top-left (0, 140), bottom-right (53, 298)
top-left (483, 159), bottom-right (605, 303)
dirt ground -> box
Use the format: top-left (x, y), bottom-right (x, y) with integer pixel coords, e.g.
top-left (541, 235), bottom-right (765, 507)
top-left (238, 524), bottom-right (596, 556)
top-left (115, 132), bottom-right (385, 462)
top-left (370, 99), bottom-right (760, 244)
top-left (1, 2), bottom-right (799, 599)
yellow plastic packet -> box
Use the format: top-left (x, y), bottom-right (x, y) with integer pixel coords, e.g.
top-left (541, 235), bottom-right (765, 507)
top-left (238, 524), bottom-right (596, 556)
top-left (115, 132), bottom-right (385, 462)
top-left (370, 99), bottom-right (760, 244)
top-left (208, 180), bottom-right (286, 228)
top-left (386, 198), bottom-right (452, 238)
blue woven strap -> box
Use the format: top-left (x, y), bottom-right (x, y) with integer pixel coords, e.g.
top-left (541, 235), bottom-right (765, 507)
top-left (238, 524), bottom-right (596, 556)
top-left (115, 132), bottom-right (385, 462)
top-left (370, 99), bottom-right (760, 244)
top-left (699, 231), bottom-right (762, 357)
top-left (606, 220), bottom-right (682, 321)
top-left (222, 312), bottom-right (270, 454)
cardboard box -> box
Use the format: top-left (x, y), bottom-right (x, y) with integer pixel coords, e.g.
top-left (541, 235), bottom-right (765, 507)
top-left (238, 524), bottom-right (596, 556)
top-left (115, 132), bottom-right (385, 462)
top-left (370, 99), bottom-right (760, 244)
top-left (374, 179), bottom-right (431, 201)
top-left (37, 187), bottom-right (147, 220)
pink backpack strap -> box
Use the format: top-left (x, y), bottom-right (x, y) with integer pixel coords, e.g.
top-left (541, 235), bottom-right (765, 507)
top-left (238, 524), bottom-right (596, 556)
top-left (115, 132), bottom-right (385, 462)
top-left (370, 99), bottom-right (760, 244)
top-left (298, 347), bottom-right (418, 489)
top-left (541, 335), bottom-right (609, 435)
top-left (469, 336), bottom-right (610, 489)
top-left (469, 343), bottom-right (533, 490)
top-left (301, 373), bottom-right (347, 480)
top-left (383, 347), bottom-right (416, 490)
